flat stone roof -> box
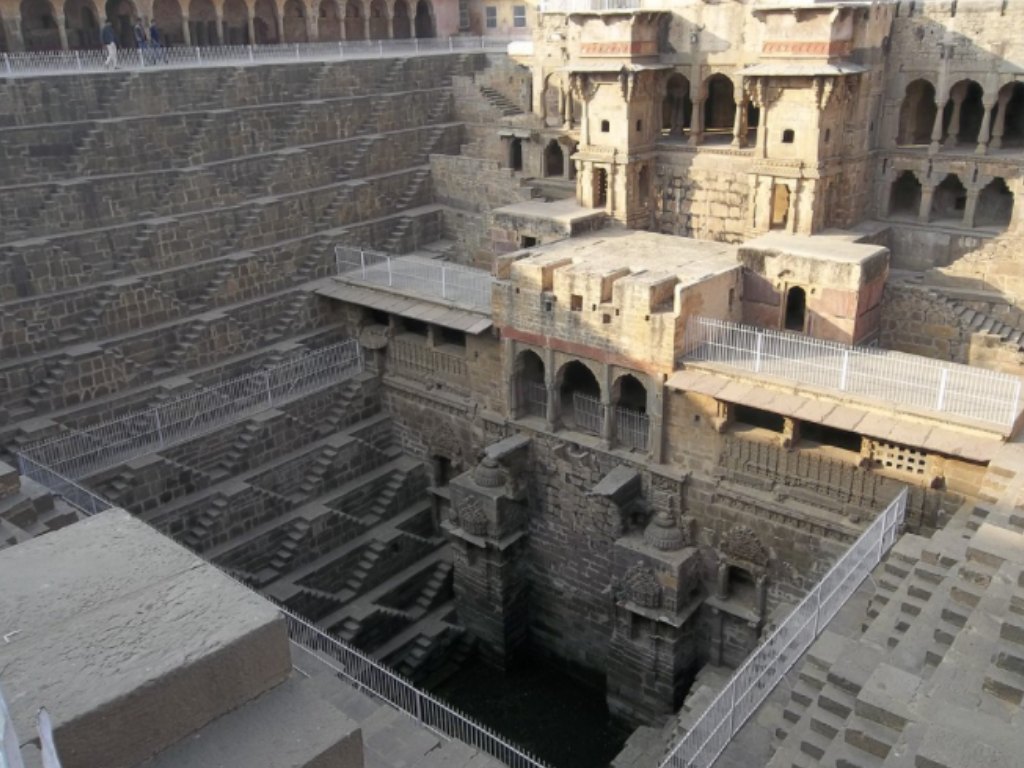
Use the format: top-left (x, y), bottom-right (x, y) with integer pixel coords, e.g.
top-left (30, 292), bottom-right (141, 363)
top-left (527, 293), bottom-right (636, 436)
top-left (0, 510), bottom-right (290, 765)
top-left (741, 232), bottom-right (887, 265)
top-left (516, 229), bottom-right (739, 287)
top-left (317, 282), bottom-right (494, 334)
top-left (493, 198), bottom-right (607, 226)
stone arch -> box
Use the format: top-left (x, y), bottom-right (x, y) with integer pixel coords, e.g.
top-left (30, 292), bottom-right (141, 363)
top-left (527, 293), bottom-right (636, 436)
top-left (64, 0), bottom-right (100, 48)
top-left (703, 73), bottom-right (736, 141)
top-left (391, 0), bottom-right (409, 37)
top-left (931, 173), bottom-right (967, 222)
top-left (367, 0), bottom-right (386, 38)
top-left (612, 373), bottom-right (647, 412)
top-left (662, 72), bottom-right (692, 137)
top-left (188, 0), bottom-right (218, 45)
top-left (784, 286), bottom-right (806, 332)
top-left (556, 360), bottom-right (602, 434)
top-left (514, 349), bottom-right (546, 418)
top-left (21, 0), bottom-right (62, 51)
top-left (413, 0), bottom-right (432, 37)
top-left (151, 0), bottom-right (183, 44)
top-left (343, 0), bottom-right (363, 39)
top-left (942, 79), bottom-right (985, 145)
top-left (889, 170), bottom-right (921, 218)
top-left (543, 139), bottom-right (563, 178)
top-left (996, 82), bottom-right (1024, 148)
top-left (976, 177), bottom-right (1014, 229)
top-left (897, 78), bottom-right (937, 145)
top-left (317, 0), bottom-right (340, 40)
top-left (281, 0), bottom-right (307, 42)
top-left (252, 0), bottom-right (279, 42)
top-left (221, 0), bottom-right (248, 43)
top-left (105, 0), bottom-right (138, 47)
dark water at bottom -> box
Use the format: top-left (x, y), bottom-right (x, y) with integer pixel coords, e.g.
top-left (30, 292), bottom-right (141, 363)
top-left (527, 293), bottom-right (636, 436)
top-left (433, 654), bottom-right (632, 768)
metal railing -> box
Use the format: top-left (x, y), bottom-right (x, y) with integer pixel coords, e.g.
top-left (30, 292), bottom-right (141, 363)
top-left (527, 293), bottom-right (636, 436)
top-left (660, 487), bottom-right (908, 768)
top-left (570, 391), bottom-right (604, 435)
top-left (17, 340), bottom-right (363, 482)
top-left (15, 454), bottom-right (551, 768)
top-left (1, 682), bottom-right (63, 768)
top-left (539, 0), bottom-right (661, 11)
top-left (1, 37), bottom-right (522, 77)
top-left (519, 380), bottom-right (548, 418)
top-left (684, 316), bottom-right (1023, 429)
top-left (335, 246), bottom-right (494, 311)
top-left (387, 336), bottom-right (469, 387)
top-left (615, 406), bottom-right (649, 451)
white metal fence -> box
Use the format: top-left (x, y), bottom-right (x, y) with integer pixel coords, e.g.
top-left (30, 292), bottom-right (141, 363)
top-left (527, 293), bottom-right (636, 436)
top-left (539, 0), bottom-right (659, 11)
top-left (519, 380), bottom-right (548, 418)
top-left (17, 340), bottom-right (363, 482)
top-left (684, 316), bottom-right (1023, 429)
top-left (1, 37), bottom-right (522, 77)
top-left (1, 682), bottom-right (64, 768)
top-left (660, 487), bottom-right (908, 768)
top-left (15, 456), bottom-right (551, 768)
top-left (615, 406), bottom-right (649, 451)
top-left (335, 246), bottom-right (494, 311)
top-left (571, 391), bottom-right (604, 435)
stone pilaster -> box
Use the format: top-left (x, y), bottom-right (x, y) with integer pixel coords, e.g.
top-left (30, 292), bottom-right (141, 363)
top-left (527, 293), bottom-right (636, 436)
top-left (444, 436), bottom-right (532, 669)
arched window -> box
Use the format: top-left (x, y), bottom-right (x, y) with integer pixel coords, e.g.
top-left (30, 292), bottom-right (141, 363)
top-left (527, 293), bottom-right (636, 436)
top-left (252, 0), bottom-right (279, 42)
top-left (897, 79), bottom-right (937, 145)
top-left (942, 80), bottom-right (985, 145)
top-left (784, 286), bottom-right (806, 332)
top-left (368, 0), bottom-right (387, 39)
top-left (318, 0), bottom-right (342, 42)
top-left (515, 351), bottom-right (546, 418)
top-left (64, 0), bottom-right (100, 48)
top-left (931, 174), bottom-right (967, 222)
top-left (190, 0), bottom-right (219, 45)
top-left (976, 178), bottom-right (1014, 230)
top-left (281, 0), bottom-right (307, 42)
top-left (889, 171), bottom-right (922, 218)
top-left (543, 140), bottom-right (563, 178)
top-left (222, 0), bottom-right (250, 44)
top-left (613, 374), bottom-right (649, 451)
top-left (392, 0), bottom-right (410, 38)
top-left (996, 82), bottom-right (1024, 148)
top-left (21, 0), bottom-right (62, 50)
top-left (345, 0), bottom-right (364, 40)
top-left (662, 73), bottom-right (692, 138)
top-left (704, 74), bottom-right (736, 142)
top-left (414, 0), bottom-right (434, 37)
top-left (558, 361), bottom-right (602, 434)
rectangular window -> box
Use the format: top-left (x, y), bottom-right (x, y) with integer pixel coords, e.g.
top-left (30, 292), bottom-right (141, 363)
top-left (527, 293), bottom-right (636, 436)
top-left (485, 6), bottom-right (497, 28)
top-left (513, 5), bottom-right (526, 27)
top-left (459, 0), bottom-right (470, 30)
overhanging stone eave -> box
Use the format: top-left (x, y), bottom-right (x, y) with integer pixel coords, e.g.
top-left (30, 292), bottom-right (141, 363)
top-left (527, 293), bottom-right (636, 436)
top-left (667, 365), bottom-right (1011, 461)
top-left (316, 281), bottom-right (493, 335)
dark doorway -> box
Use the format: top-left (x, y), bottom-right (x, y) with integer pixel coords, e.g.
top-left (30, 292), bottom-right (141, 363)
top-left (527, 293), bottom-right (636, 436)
top-left (784, 286), bottom-right (806, 332)
top-left (770, 183), bottom-right (790, 230)
top-left (976, 178), bottom-right (1013, 229)
top-left (414, 0), bottom-right (434, 37)
top-left (889, 171), bottom-right (922, 218)
top-left (931, 174), bottom-right (967, 222)
top-left (543, 140), bottom-right (563, 177)
top-left (510, 138), bottom-right (523, 172)
top-left (594, 168), bottom-right (608, 208)
top-left (898, 79), bottom-right (937, 145)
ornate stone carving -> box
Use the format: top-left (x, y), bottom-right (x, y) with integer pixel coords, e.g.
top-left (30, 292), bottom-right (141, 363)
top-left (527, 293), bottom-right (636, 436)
top-left (624, 561), bottom-right (661, 608)
top-left (643, 508), bottom-right (685, 552)
top-left (722, 525), bottom-right (770, 567)
top-left (473, 456), bottom-right (507, 488)
top-left (457, 495), bottom-right (488, 536)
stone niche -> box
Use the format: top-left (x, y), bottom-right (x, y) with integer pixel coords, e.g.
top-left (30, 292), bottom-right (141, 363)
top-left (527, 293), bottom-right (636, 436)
top-left (738, 232), bottom-right (889, 345)
top-left (444, 435), bottom-right (531, 669)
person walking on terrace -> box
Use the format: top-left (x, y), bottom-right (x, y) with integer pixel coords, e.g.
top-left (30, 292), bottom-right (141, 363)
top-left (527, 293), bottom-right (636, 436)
top-left (149, 20), bottom-right (167, 64)
top-left (102, 19), bottom-right (118, 69)
top-left (133, 18), bottom-right (148, 63)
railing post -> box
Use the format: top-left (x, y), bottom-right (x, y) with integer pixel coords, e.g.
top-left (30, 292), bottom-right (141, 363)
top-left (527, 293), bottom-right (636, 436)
top-left (195, 46), bottom-right (202, 63)
top-left (441, 266), bottom-right (447, 299)
top-left (935, 368), bottom-right (949, 411)
top-left (264, 370), bottom-right (273, 407)
top-left (248, 44), bottom-right (254, 62)
top-left (415, 38), bottom-right (419, 53)
top-left (154, 408), bottom-right (164, 448)
top-left (448, 36), bottom-right (453, 51)
top-left (1010, 378), bottom-right (1022, 428)
top-left (360, 249), bottom-right (366, 279)
top-left (295, 43), bottom-right (300, 60)
top-left (415, 691), bottom-right (423, 723)
top-left (379, 40), bottom-right (384, 57)
top-left (754, 332), bottom-right (764, 373)
top-left (839, 349), bottom-right (849, 391)
top-left (75, 51), bottom-right (82, 70)
top-left (3, 54), bottom-right (11, 76)
top-left (386, 257), bottom-right (392, 286)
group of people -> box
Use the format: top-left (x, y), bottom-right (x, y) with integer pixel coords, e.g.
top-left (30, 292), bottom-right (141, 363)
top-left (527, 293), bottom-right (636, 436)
top-left (101, 18), bottom-right (166, 69)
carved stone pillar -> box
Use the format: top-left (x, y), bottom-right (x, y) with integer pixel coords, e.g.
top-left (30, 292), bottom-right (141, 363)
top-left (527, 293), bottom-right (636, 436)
top-left (444, 439), bottom-right (532, 669)
top-left (963, 186), bottom-right (980, 228)
top-left (991, 91), bottom-right (1011, 150)
top-left (57, 17), bottom-right (69, 50)
top-left (305, 5), bottom-right (317, 42)
top-left (215, 12), bottom-right (225, 43)
top-left (247, 11), bottom-right (256, 45)
top-left (689, 98), bottom-right (705, 146)
top-left (2, 14), bottom-right (25, 52)
top-left (943, 91), bottom-right (965, 148)
top-left (731, 97), bottom-right (746, 148)
top-left (918, 184), bottom-right (936, 223)
top-left (929, 100), bottom-right (945, 154)
top-left (544, 347), bottom-right (557, 430)
top-left (976, 98), bottom-right (996, 154)
top-left (181, 15), bottom-right (191, 45)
